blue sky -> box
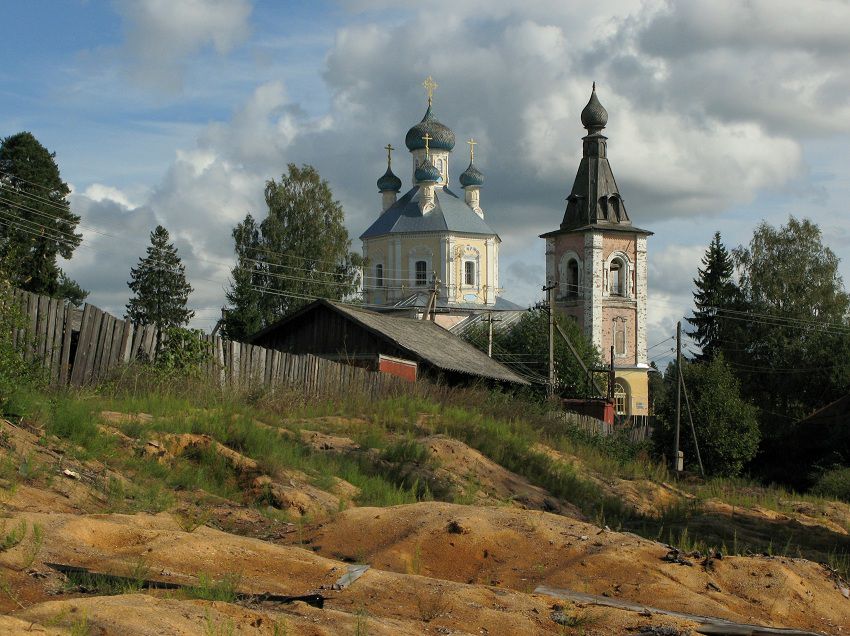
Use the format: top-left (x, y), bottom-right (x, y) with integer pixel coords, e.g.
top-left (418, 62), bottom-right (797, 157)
top-left (2, 0), bottom-right (850, 367)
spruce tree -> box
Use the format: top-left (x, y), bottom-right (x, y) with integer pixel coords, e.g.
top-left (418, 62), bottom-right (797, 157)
top-left (687, 231), bottom-right (737, 360)
top-left (126, 226), bottom-right (194, 350)
top-left (221, 215), bottom-right (264, 341)
top-left (0, 132), bottom-right (87, 304)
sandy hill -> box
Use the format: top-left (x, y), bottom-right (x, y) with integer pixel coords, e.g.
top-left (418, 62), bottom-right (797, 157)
top-left (0, 392), bottom-right (848, 635)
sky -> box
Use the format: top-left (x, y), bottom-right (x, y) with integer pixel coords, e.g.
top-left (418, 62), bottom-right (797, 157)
top-left (2, 0), bottom-right (850, 368)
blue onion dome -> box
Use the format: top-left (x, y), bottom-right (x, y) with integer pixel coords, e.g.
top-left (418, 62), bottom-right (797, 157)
top-left (581, 83), bottom-right (608, 133)
top-left (414, 157), bottom-right (440, 183)
top-left (377, 166), bottom-right (402, 192)
top-left (405, 105), bottom-right (456, 152)
top-left (459, 161), bottom-right (484, 187)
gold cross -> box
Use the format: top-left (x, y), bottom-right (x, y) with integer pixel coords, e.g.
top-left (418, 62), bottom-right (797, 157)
top-left (422, 75), bottom-right (438, 105)
top-left (384, 143), bottom-right (394, 166)
top-left (422, 133), bottom-right (432, 158)
top-left (467, 138), bottom-right (477, 162)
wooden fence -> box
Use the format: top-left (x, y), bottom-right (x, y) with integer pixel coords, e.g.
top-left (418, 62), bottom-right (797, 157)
top-left (551, 410), bottom-right (653, 443)
top-left (8, 288), bottom-right (652, 442)
top-left (9, 288), bottom-right (410, 398)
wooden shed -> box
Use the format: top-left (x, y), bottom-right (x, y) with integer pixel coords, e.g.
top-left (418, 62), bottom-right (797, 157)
top-left (248, 299), bottom-right (528, 387)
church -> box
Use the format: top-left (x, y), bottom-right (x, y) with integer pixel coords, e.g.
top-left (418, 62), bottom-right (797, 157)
top-left (360, 77), bottom-right (519, 328)
top-left (541, 85), bottom-right (652, 421)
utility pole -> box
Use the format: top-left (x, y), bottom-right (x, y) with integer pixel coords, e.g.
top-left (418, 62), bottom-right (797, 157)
top-left (424, 275), bottom-right (440, 321)
top-left (485, 312), bottom-right (501, 358)
top-left (544, 283), bottom-right (556, 399)
top-left (674, 320), bottom-right (683, 473)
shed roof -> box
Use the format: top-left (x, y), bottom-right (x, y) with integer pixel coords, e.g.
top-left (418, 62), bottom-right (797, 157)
top-left (250, 299), bottom-right (529, 385)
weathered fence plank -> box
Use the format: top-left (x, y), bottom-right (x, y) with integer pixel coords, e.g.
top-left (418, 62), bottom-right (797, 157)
top-left (58, 302), bottom-right (73, 386)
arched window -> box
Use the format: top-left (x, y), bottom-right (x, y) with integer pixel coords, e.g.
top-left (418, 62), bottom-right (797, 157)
top-left (566, 259), bottom-right (579, 298)
top-left (375, 264), bottom-right (383, 288)
top-left (415, 260), bottom-right (427, 286)
top-left (610, 258), bottom-right (625, 296)
top-left (614, 382), bottom-right (628, 416)
top-left (609, 196), bottom-right (620, 221)
top-left (464, 261), bottom-right (475, 286)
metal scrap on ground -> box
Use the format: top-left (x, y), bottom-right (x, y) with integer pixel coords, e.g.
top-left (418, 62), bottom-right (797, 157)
top-left (332, 564), bottom-right (370, 590)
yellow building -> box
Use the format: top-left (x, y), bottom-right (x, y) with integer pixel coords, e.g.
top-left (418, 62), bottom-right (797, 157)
top-left (360, 77), bottom-right (519, 327)
top-left (540, 86), bottom-right (653, 421)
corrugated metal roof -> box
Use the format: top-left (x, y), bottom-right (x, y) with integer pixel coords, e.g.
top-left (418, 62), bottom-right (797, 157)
top-left (386, 292), bottom-right (524, 311)
top-left (359, 185), bottom-right (498, 239)
top-left (325, 301), bottom-right (528, 385)
top-left (449, 309), bottom-right (528, 337)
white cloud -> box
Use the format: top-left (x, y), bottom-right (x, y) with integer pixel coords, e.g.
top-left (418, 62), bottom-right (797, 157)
top-left (57, 0), bottom-right (850, 333)
top-left (116, 0), bottom-right (253, 91)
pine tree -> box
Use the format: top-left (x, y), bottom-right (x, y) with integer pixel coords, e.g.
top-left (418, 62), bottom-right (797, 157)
top-left (686, 231), bottom-right (737, 360)
top-left (224, 164), bottom-right (363, 339)
top-left (126, 226), bottom-right (194, 351)
top-left (0, 132), bottom-right (87, 304)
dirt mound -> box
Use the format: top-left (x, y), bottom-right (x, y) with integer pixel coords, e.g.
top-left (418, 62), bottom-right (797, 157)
top-left (424, 435), bottom-right (583, 516)
top-left (302, 501), bottom-right (848, 633)
top-left (2, 511), bottom-right (697, 635)
top-left (300, 429), bottom-right (360, 453)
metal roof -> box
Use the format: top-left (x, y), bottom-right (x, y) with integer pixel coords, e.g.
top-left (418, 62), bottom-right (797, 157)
top-left (385, 292), bottom-right (524, 311)
top-left (359, 185), bottom-right (498, 239)
top-left (255, 299), bottom-right (528, 385)
top-left (448, 309), bottom-right (528, 337)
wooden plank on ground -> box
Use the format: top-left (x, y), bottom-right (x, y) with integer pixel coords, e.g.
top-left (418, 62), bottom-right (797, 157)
top-left (534, 586), bottom-right (822, 636)
top-left (58, 302), bottom-right (73, 386)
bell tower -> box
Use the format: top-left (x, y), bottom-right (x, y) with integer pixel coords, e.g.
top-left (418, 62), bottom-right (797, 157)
top-left (540, 85), bottom-right (653, 421)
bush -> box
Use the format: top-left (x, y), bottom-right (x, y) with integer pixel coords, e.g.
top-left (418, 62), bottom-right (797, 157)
top-left (155, 327), bottom-right (211, 375)
top-left (0, 275), bottom-right (42, 412)
top-left (654, 355), bottom-right (760, 477)
top-left (812, 467), bottom-right (850, 502)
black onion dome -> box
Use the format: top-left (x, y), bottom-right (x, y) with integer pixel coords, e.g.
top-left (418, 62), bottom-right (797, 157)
top-left (459, 161), bottom-right (484, 187)
top-left (414, 158), bottom-right (440, 183)
top-left (405, 105), bottom-right (456, 152)
top-left (377, 166), bottom-right (402, 192)
top-left (581, 84), bottom-right (608, 133)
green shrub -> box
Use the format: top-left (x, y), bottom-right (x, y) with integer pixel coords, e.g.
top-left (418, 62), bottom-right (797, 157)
top-left (0, 277), bottom-right (43, 414)
top-left (155, 327), bottom-right (211, 376)
top-left (654, 355), bottom-right (760, 477)
top-left (812, 467), bottom-right (850, 502)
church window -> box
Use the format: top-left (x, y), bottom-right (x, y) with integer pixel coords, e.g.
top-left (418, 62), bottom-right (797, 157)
top-left (610, 259), bottom-right (625, 296)
top-left (614, 382), bottom-right (628, 416)
top-left (464, 261), bottom-right (475, 286)
top-left (566, 259), bottom-right (579, 298)
top-left (375, 264), bottom-right (383, 288)
top-left (415, 260), bottom-right (427, 286)
top-left (609, 196), bottom-right (620, 221)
